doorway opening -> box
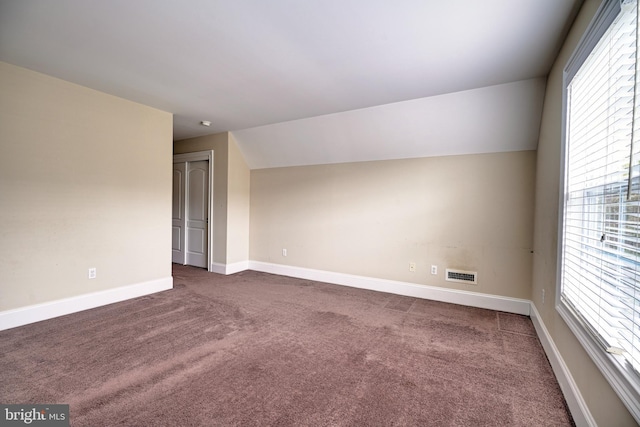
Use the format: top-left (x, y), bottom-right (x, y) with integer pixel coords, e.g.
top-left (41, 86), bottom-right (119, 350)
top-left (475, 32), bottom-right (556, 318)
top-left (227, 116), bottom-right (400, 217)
top-left (172, 151), bottom-right (214, 271)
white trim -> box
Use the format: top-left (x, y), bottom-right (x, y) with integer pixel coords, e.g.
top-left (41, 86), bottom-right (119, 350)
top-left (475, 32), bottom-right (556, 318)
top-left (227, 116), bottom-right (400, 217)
top-left (0, 277), bottom-right (173, 331)
top-left (226, 261), bottom-right (249, 274)
top-left (173, 150), bottom-right (215, 272)
top-left (530, 304), bottom-right (596, 427)
top-left (248, 261), bottom-right (530, 315)
top-left (210, 261), bottom-right (250, 275)
top-left (173, 151), bottom-right (213, 163)
top-left (564, 0), bottom-right (621, 83)
top-left (210, 262), bottom-right (227, 275)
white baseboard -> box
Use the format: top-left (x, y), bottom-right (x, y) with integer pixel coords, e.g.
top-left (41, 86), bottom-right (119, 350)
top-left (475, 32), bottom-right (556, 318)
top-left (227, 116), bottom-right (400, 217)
top-left (210, 261), bottom-right (249, 275)
top-left (210, 262), bottom-right (226, 274)
top-left (226, 261), bottom-right (249, 274)
top-left (530, 303), bottom-right (595, 427)
top-left (248, 261), bottom-right (530, 315)
top-left (0, 276), bottom-right (173, 332)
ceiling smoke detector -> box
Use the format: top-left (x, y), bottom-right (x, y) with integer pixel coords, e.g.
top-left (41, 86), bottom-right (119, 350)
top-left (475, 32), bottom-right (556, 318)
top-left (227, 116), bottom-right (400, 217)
top-left (200, 120), bottom-right (211, 127)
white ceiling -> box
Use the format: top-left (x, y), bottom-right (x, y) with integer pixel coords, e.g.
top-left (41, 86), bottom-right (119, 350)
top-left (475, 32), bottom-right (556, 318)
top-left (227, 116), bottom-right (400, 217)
top-left (0, 0), bottom-right (582, 169)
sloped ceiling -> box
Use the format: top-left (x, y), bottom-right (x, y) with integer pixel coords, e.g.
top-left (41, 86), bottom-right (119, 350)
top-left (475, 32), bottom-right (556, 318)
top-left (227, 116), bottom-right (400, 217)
top-left (234, 78), bottom-right (546, 169)
top-left (0, 0), bottom-right (583, 169)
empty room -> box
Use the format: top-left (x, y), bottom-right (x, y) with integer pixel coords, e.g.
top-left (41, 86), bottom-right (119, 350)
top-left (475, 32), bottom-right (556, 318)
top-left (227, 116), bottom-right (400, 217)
top-left (1, 0), bottom-right (639, 425)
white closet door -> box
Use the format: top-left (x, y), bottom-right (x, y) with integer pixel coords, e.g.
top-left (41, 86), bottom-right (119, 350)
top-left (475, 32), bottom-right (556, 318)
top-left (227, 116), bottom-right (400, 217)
top-left (171, 162), bottom-right (186, 264)
top-left (184, 160), bottom-right (208, 268)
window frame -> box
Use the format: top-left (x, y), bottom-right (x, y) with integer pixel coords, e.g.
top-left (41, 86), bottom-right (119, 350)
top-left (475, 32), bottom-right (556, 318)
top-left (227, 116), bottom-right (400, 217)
top-left (557, 0), bottom-right (640, 422)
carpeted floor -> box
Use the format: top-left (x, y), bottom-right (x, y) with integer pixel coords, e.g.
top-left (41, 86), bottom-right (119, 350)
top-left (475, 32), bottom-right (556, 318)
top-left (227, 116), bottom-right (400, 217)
top-left (0, 265), bottom-right (573, 426)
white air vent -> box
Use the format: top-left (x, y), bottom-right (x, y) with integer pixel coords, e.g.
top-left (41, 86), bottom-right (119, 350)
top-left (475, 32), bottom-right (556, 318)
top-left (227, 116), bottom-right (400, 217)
top-left (445, 269), bottom-right (477, 285)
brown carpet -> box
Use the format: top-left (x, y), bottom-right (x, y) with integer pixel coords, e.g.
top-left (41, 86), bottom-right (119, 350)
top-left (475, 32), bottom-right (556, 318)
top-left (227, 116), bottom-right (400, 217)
top-left (0, 265), bottom-right (573, 426)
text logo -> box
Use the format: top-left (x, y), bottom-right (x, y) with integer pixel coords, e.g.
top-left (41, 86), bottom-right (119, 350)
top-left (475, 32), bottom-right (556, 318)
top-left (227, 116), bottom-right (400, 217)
top-left (0, 405), bottom-right (69, 427)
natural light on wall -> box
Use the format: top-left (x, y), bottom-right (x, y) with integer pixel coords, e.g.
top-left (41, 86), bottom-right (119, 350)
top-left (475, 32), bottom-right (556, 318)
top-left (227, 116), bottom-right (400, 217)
top-left (560, 0), bottom-right (640, 421)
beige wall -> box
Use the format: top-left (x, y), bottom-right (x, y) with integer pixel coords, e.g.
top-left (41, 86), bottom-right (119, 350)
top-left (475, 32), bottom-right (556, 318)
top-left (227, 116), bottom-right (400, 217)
top-left (251, 151), bottom-right (535, 299)
top-left (0, 62), bottom-right (173, 311)
top-left (173, 132), bottom-right (250, 266)
top-left (227, 134), bottom-right (250, 264)
top-left (531, 0), bottom-right (636, 424)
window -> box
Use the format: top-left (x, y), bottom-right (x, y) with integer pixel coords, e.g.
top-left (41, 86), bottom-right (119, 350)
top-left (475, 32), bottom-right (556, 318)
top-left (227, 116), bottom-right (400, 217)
top-left (559, 0), bottom-right (640, 421)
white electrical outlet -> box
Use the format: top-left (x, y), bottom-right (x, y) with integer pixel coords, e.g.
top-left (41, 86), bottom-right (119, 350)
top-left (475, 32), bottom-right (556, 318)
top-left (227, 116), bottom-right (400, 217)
top-left (282, 248), bottom-right (287, 257)
top-left (88, 268), bottom-right (97, 279)
top-left (542, 289), bottom-right (545, 305)
top-left (431, 265), bottom-right (437, 275)
top-left (409, 262), bottom-right (416, 272)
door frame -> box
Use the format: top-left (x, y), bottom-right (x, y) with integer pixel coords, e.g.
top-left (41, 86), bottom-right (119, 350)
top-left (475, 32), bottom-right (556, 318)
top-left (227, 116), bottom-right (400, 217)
top-left (173, 150), bottom-right (214, 272)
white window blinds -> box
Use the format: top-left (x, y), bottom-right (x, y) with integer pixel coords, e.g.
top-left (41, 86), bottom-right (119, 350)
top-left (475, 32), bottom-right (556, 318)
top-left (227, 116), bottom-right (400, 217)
top-left (561, 0), bottom-right (640, 378)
